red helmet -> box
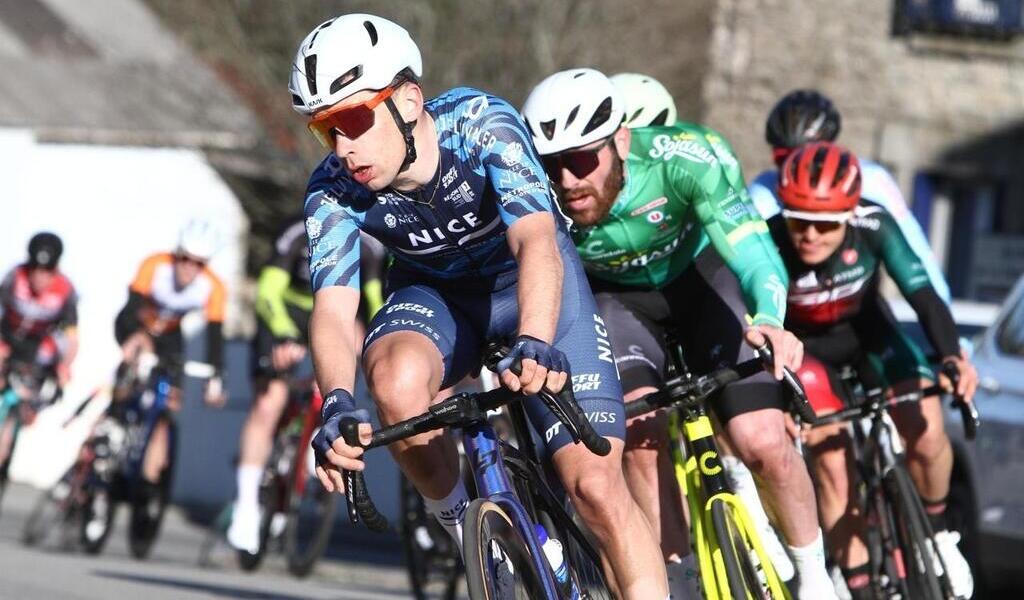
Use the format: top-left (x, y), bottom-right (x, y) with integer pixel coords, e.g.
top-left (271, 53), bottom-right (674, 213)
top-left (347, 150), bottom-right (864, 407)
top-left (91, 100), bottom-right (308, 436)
top-left (779, 142), bottom-right (861, 221)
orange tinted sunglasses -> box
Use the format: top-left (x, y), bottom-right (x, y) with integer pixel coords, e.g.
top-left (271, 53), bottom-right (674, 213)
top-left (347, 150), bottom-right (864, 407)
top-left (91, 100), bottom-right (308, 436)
top-left (307, 87), bottom-right (396, 149)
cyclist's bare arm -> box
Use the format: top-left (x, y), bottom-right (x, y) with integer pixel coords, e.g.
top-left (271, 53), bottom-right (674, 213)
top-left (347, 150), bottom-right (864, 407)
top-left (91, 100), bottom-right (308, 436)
top-left (310, 286), bottom-right (360, 399)
top-left (504, 212), bottom-right (566, 394)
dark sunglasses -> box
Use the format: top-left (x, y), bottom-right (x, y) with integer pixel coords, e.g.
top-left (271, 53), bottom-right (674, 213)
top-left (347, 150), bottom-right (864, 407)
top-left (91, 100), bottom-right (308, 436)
top-left (175, 253), bottom-right (207, 268)
top-left (786, 218), bottom-right (844, 233)
top-left (307, 86), bottom-right (396, 148)
top-left (541, 136), bottom-right (615, 181)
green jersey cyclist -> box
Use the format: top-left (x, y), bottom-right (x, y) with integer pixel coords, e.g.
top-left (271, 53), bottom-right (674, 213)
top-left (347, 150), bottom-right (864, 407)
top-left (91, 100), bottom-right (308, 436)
top-left (522, 68), bottom-right (838, 600)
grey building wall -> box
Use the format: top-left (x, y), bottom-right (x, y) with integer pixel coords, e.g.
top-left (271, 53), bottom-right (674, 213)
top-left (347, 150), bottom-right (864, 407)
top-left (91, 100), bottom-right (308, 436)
top-left (701, 0), bottom-right (1024, 188)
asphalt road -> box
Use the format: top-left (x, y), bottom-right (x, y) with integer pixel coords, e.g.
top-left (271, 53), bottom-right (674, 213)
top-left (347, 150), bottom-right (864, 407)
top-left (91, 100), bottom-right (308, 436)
top-left (0, 482), bottom-right (439, 600)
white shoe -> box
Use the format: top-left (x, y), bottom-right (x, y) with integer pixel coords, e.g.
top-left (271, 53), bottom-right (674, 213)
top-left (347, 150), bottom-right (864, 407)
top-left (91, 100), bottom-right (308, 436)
top-left (226, 503), bottom-right (261, 555)
top-left (932, 530), bottom-right (974, 599)
top-left (829, 564), bottom-right (853, 600)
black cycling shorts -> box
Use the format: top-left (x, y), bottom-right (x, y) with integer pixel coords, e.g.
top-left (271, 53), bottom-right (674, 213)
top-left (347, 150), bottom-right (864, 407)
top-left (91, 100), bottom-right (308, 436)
top-left (252, 302), bottom-right (311, 380)
top-left (591, 249), bottom-right (785, 422)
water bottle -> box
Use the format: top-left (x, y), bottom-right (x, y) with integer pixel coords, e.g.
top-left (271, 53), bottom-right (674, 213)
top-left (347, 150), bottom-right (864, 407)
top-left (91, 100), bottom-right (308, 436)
top-left (535, 524), bottom-right (580, 600)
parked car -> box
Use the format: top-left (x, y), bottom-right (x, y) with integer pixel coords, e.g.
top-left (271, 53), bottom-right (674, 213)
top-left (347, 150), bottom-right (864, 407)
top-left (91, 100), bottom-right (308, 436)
top-left (933, 277), bottom-right (1024, 592)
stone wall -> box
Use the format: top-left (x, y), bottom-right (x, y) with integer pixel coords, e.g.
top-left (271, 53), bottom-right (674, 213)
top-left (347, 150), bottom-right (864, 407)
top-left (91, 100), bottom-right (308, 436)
top-left (700, 0), bottom-right (1024, 194)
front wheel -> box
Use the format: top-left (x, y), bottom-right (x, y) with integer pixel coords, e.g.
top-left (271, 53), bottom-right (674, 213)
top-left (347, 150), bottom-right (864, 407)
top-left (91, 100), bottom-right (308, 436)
top-left (886, 466), bottom-right (945, 600)
top-left (80, 486), bottom-right (117, 555)
top-left (710, 498), bottom-right (765, 600)
top-left (463, 499), bottom-right (549, 600)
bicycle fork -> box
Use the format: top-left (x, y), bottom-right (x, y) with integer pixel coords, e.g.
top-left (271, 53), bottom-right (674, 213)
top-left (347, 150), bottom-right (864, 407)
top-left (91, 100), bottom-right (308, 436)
top-left (676, 413), bottom-right (790, 600)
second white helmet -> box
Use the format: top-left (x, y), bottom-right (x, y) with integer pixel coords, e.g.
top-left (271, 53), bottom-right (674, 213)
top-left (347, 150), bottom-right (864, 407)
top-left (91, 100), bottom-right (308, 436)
top-left (521, 68), bottom-right (625, 155)
top-left (610, 73), bottom-right (677, 128)
top-left (289, 14), bottom-right (423, 115)
top-left (177, 219), bottom-right (219, 262)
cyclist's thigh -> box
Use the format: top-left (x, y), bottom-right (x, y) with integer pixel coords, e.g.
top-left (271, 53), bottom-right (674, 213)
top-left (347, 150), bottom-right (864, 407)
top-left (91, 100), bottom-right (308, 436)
top-left (153, 330), bottom-right (184, 388)
top-left (515, 252), bottom-right (625, 453)
top-left (592, 285), bottom-right (670, 396)
top-left (669, 249), bottom-right (784, 423)
top-left (363, 283), bottom-right (482, 390)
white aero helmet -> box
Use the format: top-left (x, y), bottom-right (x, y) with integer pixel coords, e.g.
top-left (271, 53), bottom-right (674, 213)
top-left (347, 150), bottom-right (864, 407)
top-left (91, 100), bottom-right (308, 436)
top-left (521, 68), bottom-right (625, 155)
top-left (289, 14), bottom-right (423, 115)
top-left (177, 219), bottom-right (219, 262)
top-left (610, 73), bottom-right (677, 128)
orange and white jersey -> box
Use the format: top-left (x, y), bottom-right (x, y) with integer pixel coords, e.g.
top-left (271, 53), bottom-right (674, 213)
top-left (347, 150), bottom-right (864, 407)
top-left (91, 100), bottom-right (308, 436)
top-left (129, 253), bottom-right (226, 336)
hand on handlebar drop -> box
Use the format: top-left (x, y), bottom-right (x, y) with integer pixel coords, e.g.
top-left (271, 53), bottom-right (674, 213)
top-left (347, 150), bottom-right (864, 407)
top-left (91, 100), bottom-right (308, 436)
top-left (744, 325), bottom-right (804, 380)
top-left (940, 352), bottom-right (978, 403)
top-left (497, 335), bottom-right (570, 396)
top-left (312, 388), bottom-right (372, 494)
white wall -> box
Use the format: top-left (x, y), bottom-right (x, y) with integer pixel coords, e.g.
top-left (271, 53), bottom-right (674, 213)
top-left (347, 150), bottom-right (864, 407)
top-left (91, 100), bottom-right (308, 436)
top-left (0, 128), bottom-right (248, 485)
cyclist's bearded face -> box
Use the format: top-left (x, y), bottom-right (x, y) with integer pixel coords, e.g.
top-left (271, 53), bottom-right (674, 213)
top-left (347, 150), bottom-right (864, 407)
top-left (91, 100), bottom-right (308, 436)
top-left (550, 129), bottom-right (628, 227)
top-left (786, 218), bottom-right (847, 265)
top-left (324, 86), bottom-right (413, 192)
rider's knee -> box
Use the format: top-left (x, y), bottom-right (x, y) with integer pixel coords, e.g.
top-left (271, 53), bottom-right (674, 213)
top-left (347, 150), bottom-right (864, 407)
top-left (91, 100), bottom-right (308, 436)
top-left (366, 340), bottom-right (437, 419)
top-left (729, 413), bottom-right (793, 478)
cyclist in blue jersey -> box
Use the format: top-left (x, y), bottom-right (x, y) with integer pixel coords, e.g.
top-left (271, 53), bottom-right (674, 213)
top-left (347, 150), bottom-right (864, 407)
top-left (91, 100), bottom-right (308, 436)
top-left (289, 14), bottom-right (667, 598)
top-left (747, 89), bottom-right (952, 304)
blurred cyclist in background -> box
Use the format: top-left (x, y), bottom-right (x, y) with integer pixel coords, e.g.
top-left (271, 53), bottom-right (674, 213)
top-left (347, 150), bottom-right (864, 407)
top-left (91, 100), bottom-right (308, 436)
top-left (0, 232), bottom-right (78, 474)
top-left (0, 233), bottom-right (79, 388)
top-left (227, 219), bottom-right (387, 554)
top-left (113, 219), bottom-right (227, 503)
top-left (748, 89), bottom-right (951, 303)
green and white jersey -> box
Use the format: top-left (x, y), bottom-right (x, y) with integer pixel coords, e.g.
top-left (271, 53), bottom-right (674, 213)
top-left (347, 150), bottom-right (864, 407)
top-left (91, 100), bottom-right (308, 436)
top-left (571, 123), bottom-right (788, 327)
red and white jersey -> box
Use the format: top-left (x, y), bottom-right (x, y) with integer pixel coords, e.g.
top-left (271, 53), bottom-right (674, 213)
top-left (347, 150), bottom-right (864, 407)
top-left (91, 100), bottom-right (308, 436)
top-left (129, 253), bottom-right (226, 336)
top-left (0, 265), bottom-right (78, 339)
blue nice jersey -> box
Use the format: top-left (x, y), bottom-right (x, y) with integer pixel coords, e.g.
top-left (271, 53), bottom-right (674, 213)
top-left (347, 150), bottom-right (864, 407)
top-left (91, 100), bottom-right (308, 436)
top-left (304, 87), bottom-right (564, 292)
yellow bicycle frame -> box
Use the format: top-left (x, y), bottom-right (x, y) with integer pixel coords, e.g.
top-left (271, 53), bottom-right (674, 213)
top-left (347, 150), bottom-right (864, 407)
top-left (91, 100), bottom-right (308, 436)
top-left (668, 411), bottom-right (791, 600)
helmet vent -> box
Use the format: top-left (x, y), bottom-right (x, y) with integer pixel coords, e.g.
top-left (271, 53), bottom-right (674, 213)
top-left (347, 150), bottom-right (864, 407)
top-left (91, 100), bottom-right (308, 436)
top-left (581, 97), bottom-right (613, 136)
top-left (304, 54), bottom-right (318, 95)
top-left (308, 19), bottom-right (335, 48)
top-left (565, 105), bottom-right (579, 128)
top-left (627, 108), bottom-right (643, 125)
top-left (330, 65), bottom-right (362, 95)
top-left (541, 119), bottom-right (557, 141)
top-left (364, 20), bottom-right (379, 45)
top-left (651, 109), bottom-right (669, 127)
top-left (291, 94), bottom-right (303, 106)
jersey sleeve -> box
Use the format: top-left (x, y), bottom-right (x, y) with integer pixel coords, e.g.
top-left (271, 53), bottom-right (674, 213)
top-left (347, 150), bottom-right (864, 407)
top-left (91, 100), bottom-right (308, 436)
top-left (58, 285), bottom-right (78, 328)
top-left (747, 170), bottom-right (783, 220)
top-left (129, 254), bottom-right (165, 296)
top-left (872, 210), bottom-right (932, 298)
top-left (474, 97), bottom-right (555, 225)
top-left (203, 271), bottom-right (227, 324)
top-left (304, 159), bottom-right (363, 292)
top-left (669, 145), bottom-right (789, 327)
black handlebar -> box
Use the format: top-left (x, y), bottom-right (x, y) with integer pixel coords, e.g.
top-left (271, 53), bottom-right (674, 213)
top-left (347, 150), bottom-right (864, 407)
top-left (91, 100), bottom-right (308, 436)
top-left (942, 362), bottom-right (979, 441)
top-left (337, 347), bottom-right (611, 532)
top-left (752, 343), bottom-right (818, 424)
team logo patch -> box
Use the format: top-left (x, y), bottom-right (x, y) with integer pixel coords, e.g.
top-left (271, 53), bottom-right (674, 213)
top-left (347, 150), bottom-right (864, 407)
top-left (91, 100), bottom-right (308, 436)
top-left (384, 213), bottom-right (397, 228)
top-left (629, 196), bottom-right (668, 217)
top-left (646, 210), bottom-right (664, 224)
top-left (842, 248), bottom-right (858, 265)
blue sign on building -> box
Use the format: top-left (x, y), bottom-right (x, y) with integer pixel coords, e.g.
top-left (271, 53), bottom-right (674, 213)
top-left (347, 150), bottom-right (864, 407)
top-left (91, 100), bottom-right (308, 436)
top-left (897, 0), bottom-right (1023, 38)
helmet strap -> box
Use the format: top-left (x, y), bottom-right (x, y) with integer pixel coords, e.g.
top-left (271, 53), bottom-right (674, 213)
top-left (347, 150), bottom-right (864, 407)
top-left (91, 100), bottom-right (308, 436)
top-left (384, 97), bottom-right (417, 172)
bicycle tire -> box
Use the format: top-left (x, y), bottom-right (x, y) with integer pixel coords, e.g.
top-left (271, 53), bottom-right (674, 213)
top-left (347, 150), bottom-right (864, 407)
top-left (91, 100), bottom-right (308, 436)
top-left (284, 469), bottom-right (338, 577)
top-left (80, 486), bottom-right (116, 555)
top-left (886, 467), bottom-right (944, 600)
top-left (710, 498), bottom-right (762, 600)
top-left (398, 476), bottom-right (460, 600)
top-left (464, 499), bottom-right (548, 600)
